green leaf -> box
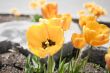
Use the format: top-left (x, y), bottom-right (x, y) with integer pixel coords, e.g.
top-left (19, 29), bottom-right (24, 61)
top-left (58, 59), bottom-right (66, 73)
top-left (47, 56), bottom-right (55, 73)
top-left (25, 55), bottom-right (34, 73)
top-left (32, 14), bottom-right (42, 22)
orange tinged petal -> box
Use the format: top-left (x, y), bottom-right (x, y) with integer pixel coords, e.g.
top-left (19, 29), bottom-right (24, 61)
top-left (84, 2), bottom-right (106, 17)
top-left (83, 26), bottom-right (97, 43)
top-left (105, 54), bottom-right (110, 70)
top-left (90, 38), bottom-right (109, 46)
top-left (59, 14), bottom-right (72, 31)
top-left (48, 18), bottom-right (62, 26)
top-left (83, 21), bottom-right (110, 46)
top-left (49, 14), bottom-right (72, 31)
top-left (71, 33), bottom-right (86, 49)
top-left (40, 14), bottom-right (72, 31)
top-left (41, 2), bottom-right (58, 18)
top-left (79, 15), bottom-right (96, 27)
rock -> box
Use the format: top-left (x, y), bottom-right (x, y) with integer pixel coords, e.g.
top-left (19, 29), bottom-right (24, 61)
top-left (54, 42), bottom-right (80, 62)
top-left (0, 41), bottom-right (12, 54)
top-left (0, 41), bottom-right (26, 73)
top-left (0, 52), bottom-right (25, 73)
top-left (81, 46), bottom-right (107, 68)
top-left (0, 66), bottom-right (24, 73)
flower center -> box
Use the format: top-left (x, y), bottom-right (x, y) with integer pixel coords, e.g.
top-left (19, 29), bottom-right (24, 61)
top-left (42, 39), bottom-right (55, 49)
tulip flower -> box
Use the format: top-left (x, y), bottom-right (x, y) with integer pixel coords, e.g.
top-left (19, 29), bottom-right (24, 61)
top-left (79, 15), bottom-right (96, 27)
top-left (71, 33), bottom-right (86, 49)
top-left (41, 2), bottom-right (58, 18)
top-left (39, 14), bottom-right (72, 31)
top-left (83, 21), bottom-right (110, 46)
top-left (26, 23), bottom-right (64, 58)
top-left (84, 2), bottom-right (106, 17)
top-left (41, 2), bottom-right (72, 31)
top-left (72, 20), bottom-right (110, 48)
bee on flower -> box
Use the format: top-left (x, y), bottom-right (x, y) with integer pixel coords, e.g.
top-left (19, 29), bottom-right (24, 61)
top-left (10, 8), bottom-right (21, 16)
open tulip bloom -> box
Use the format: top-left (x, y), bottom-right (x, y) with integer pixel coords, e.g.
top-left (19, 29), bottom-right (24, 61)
top-left (26, 22), bottom-right (64, 58)
top-left (71, 21), bottom-right (110, 49)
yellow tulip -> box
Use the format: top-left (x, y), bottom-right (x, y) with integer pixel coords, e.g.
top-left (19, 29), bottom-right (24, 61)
top-left (83, 21), bottom-right (110, 46)
top-left (84, 2), bottom-right (106, 17)
top-left (57, 14), bottom-right (72, 31)
top-left (39, 14), bottom-right (72, 31)
top-left (26, 23), bottom-right (64, 58)
top-left (41, 2), bottom-right (72, 31)
top-left (71, 33), bottom-right (86, 49)
top-left (79, 15), bottom-right (96, 27)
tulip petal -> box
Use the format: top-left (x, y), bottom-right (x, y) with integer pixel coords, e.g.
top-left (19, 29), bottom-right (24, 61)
top-left (46, 45), bottom-right (62, 56)
top-left (26, 24), bottom-right (49, 49)
top-left (41, 2), bottom-right (58, 18)
top-left (47, 24), bottom-right (64, 44)
top-left (105, 54), bottom-right (110, 70)
top-left (71, 33), bottom-right (86, 49)
top-left (83, 26), bottom-right (97, 43)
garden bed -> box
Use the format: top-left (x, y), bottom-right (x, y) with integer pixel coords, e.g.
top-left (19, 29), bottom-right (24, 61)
top-left (0, 14), bottom-right (109, 73)
top-left (0, 40), bottom-right (107, 73)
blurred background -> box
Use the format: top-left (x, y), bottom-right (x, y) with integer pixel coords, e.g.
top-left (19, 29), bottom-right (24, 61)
top-left (0, 0), bottom-right (110, 20)
top-left (0, 0), bottom-right (110, 48)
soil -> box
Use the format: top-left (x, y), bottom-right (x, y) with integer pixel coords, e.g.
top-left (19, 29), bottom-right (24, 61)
top-left (82, 63), bottom-right (106, 73)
